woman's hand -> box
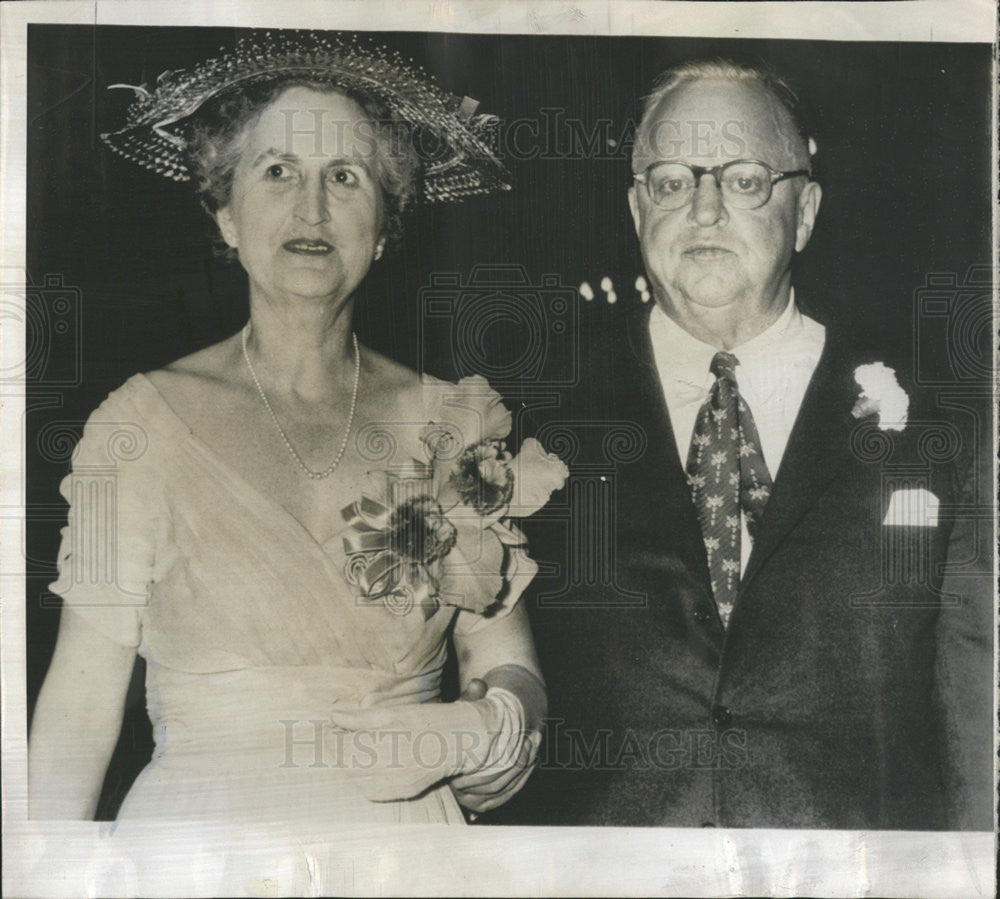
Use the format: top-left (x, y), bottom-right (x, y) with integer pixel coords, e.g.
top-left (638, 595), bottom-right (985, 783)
top-left (450, 603), bottom-right (548, 814)
top-left (449, 678), bottom-right (543, 813)
top-left (327, 688), bottom-right (524, 803)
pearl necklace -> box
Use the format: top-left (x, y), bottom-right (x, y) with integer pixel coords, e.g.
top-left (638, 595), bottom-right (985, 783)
top-left (241, 323), bottom-right (360, 480)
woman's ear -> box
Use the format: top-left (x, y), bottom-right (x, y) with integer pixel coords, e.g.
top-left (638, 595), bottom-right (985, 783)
top-left (216, 206), bottom-right (238, 249)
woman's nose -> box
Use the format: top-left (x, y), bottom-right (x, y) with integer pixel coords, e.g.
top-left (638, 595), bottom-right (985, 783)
top-left (689, 174), bottom-right (728, 227)
top-left (293, 176), bottom-right (330, 226)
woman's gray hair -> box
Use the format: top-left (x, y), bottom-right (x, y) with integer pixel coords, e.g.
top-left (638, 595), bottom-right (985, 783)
top-left (634, 58), bottom-right (814, 172)
top-left (186, 78), bottom-right (421, 259)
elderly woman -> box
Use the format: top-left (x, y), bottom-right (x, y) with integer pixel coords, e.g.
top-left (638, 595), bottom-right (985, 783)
top-left (29, 32), bottom-right (564, 828)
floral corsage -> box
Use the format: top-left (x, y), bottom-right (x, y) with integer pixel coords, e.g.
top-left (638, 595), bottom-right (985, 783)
top-left (341, 376), bottom-right (569, 619)
top-left (851, 362), bottom-right (909, 432)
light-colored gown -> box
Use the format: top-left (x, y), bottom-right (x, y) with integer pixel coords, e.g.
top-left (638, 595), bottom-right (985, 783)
top-left (51, 373), bottom-right (519, 831)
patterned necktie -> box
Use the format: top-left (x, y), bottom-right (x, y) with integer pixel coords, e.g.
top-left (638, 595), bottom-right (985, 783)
top-left (685, 351), bottom-right (773, 627)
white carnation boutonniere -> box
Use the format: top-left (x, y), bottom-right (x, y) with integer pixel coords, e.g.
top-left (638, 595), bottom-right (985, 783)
top-left (851, 362), bottom-right (908, 432)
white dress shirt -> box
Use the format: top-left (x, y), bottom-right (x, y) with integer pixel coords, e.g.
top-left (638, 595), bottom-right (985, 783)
top-left (648, 293), bottom-right (826, 573)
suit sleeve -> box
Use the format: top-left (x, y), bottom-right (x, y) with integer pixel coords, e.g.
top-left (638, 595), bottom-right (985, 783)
top-left (933, 444), bottom-right (995, 830)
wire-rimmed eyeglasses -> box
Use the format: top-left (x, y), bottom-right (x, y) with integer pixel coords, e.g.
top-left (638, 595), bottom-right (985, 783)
top-left (633, 159), bottom-right (810, 210)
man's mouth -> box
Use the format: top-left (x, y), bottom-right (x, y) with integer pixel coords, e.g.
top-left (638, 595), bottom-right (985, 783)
top-left (283, 239), bottom-right (333, 255)
top-left (684, 245), bottom-right (733, 259)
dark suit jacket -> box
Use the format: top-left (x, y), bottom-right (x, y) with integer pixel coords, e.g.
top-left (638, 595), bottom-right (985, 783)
top-left (498, 299), bottom-right (993, 830)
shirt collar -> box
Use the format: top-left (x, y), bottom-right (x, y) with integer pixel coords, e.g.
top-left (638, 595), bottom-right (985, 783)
top-left (731, 290), bottom-right (802, 365)
top-left (648, 302), bottom-right (717, 389)
top-left (648, 290), bottom-right (803, 389)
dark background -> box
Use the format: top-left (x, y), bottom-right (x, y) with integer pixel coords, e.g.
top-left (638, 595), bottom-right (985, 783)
top-left (24, 25), bottom-right (993, 819)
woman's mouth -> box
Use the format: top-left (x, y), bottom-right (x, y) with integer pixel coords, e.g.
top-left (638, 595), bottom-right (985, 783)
top-left (283, 239), bottom-right (333, 255)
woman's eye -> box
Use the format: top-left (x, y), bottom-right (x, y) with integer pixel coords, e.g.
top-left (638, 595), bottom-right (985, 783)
top-left (328, 168), bottom-right (360, 187)
top-left (264, 163), bottom-right (291, 181)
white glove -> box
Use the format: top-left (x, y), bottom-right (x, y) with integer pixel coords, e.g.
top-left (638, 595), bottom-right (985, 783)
top-left (327, 688), bottom-right (526, 802)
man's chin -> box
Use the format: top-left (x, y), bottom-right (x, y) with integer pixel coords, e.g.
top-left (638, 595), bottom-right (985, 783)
top-left (672, 277), bottom-right (750, 311)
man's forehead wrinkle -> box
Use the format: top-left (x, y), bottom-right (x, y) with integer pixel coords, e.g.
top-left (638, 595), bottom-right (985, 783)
top-left (762, 96), bottom-right (809, 170)
top-left (634, 77), bottom-right (808, 171)
top-left (754, 89), bottom-right (808, 170)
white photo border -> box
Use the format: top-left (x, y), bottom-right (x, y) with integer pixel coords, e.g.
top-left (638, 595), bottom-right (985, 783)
top-left (2, 2), bottom-right (996, 897)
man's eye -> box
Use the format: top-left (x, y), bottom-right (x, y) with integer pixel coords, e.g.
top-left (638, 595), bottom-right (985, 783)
top-left (731, 176), bottom-right (763, 193)
top-left (656, 178), bottom-right (689, 196)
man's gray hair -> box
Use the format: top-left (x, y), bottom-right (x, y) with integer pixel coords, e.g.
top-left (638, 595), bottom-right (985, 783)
top-left (634, 58), bottom-right (814, 171)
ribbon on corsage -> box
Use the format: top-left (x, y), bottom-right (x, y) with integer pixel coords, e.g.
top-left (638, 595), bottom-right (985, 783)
top-left (342, 376), bottom-right (569, 619)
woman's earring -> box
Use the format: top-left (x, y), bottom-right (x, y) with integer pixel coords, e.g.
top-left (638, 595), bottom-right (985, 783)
top-left (374, 240), bottom-right (385, 261)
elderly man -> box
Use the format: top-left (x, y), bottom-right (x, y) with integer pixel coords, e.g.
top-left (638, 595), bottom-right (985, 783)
top-left (504, 59), bottom-right (993, 830)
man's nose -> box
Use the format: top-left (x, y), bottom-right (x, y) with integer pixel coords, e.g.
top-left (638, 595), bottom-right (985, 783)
top-left (293, 175), bottom-right (330, 226)
top-left (688, 174), bottom-right (727, 227)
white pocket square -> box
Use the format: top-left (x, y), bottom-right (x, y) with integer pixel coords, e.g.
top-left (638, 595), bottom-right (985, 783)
top-left (883, 488), bottom-right (939, 527)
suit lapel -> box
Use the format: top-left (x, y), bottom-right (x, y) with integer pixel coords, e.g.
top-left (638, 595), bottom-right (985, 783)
top-left (612, 307), bottom-right (863, 641)
top-left (620, 306), bottom-right (716, 604)
top-left (740, 325), bottom-right (861, 591)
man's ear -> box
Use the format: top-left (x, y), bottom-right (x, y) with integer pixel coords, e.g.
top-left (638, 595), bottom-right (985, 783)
top-left (216, 206), bottom-right (238, 249)
top-left (794, 181), bottom-right (822, 252)
top-left (627, 185), bottom-right (641, 237)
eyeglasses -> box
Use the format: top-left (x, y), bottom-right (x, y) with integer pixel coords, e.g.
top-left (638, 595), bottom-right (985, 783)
top-left (634, 159), bottom-right (810, 210)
